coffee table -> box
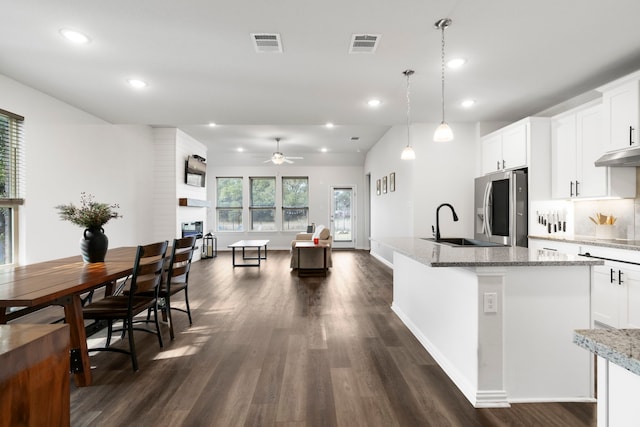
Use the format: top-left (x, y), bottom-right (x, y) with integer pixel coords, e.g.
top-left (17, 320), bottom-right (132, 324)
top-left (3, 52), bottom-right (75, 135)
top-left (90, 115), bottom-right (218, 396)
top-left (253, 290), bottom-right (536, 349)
top-left (294, 241), bottom-right (330, 276)
top-left (228, 239), bottom-right (269, 267)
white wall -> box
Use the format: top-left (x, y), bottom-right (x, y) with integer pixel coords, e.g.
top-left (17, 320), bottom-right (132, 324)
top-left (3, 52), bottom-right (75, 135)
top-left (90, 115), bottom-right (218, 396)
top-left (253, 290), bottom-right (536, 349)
top-left (0, 74), bottom-right (156, 264)
top-left (208, 165), bottom-right (365, 250)
top-left (365, 122), bottom-right (479, 263)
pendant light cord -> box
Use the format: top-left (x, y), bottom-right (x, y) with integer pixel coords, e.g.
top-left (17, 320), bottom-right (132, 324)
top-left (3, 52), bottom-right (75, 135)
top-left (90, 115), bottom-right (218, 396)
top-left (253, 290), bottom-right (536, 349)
top-left (440, 23), bottom-right (446, 123)
top-left (404, 70), bottom-right (414, 146)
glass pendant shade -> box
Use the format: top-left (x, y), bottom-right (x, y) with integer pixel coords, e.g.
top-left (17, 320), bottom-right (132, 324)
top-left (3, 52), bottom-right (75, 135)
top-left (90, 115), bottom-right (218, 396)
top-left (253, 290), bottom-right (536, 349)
top-left (434, 122), bottom-right (454, 142)
top-left (401, 145), bottom-right (416, 160)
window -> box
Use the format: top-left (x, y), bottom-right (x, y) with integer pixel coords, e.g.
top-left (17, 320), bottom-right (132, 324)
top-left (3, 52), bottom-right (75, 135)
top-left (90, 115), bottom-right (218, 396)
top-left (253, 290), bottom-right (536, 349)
top-left (216, 177), bottom-right (243, 231)
top-left (250, 177), bottom-right (275, 231)
top-left (282, 177), bottom-right (308, 231)
top-left (0, 109), bottom-right (24, 266)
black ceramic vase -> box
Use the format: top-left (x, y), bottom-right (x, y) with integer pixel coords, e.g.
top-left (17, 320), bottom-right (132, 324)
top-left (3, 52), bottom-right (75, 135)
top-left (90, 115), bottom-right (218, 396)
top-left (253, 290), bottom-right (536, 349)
top-left (80, 227), bottom-right (109, 263)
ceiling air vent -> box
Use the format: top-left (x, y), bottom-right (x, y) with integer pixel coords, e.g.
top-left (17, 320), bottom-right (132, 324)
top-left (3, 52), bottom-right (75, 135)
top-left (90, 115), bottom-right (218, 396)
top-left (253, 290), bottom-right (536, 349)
top-left (251, 33), bottom-right (283, 53)
top-left (349, 34), bottom-right (380, 53)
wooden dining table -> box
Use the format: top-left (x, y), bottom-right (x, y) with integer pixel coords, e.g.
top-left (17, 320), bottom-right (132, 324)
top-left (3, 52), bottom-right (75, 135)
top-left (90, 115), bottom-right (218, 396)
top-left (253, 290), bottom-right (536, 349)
top-left (0, 246), bottom-right (139, 387)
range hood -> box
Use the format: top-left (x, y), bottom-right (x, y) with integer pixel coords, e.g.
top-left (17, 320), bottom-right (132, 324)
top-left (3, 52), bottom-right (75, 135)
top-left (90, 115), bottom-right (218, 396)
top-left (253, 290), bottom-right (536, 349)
top-left (594, 146), bottom-right (640, 167)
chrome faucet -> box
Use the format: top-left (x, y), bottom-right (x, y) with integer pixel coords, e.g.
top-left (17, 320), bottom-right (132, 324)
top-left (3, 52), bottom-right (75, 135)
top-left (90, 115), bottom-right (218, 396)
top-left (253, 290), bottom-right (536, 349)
top-left (435, 203), bottom-right (459, 241)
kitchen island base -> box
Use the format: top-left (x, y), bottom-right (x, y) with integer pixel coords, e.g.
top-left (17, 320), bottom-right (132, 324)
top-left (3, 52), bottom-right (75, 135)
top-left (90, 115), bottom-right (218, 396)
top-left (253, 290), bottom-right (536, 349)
top-left (392, 252), bottom-right (594, 408)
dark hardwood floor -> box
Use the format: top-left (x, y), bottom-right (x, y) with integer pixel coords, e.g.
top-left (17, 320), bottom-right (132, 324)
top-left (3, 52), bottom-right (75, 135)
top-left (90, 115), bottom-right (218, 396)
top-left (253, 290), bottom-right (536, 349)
top-left (18, 250), bottom-right (596, 426)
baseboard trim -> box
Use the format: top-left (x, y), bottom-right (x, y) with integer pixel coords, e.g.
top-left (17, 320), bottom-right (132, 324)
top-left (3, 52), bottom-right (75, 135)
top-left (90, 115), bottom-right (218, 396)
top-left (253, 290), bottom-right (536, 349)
top-left (391, 304), bottom-right (510, 408)
top-left (370, 252), bottom-right (393, 269)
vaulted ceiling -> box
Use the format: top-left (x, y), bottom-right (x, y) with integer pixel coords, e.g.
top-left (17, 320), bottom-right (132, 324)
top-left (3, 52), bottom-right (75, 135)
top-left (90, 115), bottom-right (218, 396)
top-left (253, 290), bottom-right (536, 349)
top-left (3, 1), bottom-right (640, 165)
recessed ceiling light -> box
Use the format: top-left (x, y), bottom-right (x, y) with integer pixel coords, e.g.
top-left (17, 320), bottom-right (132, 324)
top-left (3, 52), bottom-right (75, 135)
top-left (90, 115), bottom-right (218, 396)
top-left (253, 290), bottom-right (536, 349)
top-left (461, 99), bottom-right (476, 108)
top-left (208, 122), bottom-right (217, 127)
top-left (321, 148), bottom-right (328, 153)
top-left (368, 99), bottom-right (381, 107)
top-left (325, 122), bottom-right (334, 128)
top-left (237, 147), bottom-right (244, 152)
top-left (60, 28), bottom-right (91, 44)
top-left (447, 58), bottom-right (466, 69)
top-left (127, 79), bottom-right (147, 88)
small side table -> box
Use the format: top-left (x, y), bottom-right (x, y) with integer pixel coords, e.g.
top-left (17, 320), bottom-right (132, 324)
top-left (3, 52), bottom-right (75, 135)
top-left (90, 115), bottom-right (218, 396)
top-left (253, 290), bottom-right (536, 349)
top-left (295, 241), bottom-right (329, 276)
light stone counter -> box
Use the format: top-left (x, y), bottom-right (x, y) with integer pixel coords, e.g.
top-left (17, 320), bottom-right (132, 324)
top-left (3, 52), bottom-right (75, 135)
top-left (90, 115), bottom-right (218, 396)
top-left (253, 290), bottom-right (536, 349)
top-left (574, 329), bottom-right (640, 376)
top-left (374, 237), bottom-right (603, 268)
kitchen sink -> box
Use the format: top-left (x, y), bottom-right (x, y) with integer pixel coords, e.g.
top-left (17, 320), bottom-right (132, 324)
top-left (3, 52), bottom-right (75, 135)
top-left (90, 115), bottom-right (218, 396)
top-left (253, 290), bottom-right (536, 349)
top-left (421, 237), bottom-right (504, 247)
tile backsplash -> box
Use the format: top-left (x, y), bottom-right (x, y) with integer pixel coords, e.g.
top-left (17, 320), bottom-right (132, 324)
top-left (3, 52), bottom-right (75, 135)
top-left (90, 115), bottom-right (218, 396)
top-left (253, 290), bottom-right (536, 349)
top-left (572, 168), bottom-right (639, 240)
top-left (573, 198), bottom-right (635, 239)
top-left (531, 168), bottom-right (640, 240)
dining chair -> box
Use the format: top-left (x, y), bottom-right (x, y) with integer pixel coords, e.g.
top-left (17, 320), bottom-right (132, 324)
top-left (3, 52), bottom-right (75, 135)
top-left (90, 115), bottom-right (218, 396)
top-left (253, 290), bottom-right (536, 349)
top-left (82, 240), bottom-right (168, 372)
top-left (161, 235), bottom-right (197, 340)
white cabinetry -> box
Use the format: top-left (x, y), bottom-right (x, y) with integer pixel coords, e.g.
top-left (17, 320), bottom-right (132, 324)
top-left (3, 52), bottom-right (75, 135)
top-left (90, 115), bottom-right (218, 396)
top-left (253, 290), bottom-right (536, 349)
top-left (597, 356), bottom-right (640, 427)
top-left (551, 113), bottom-right (578, 198)
top-left (583, 245), bottom-right (640, 329)
top-left (481, 117), bottom-right (551, 200)
top-left (551, 103), bottom-right (635, 199)
top-left (592, 262), bottom-right (640, 329)
top-left (600, 77), bottom-right (640, 152)
top-left (481, 122), bottom-right (527, 175)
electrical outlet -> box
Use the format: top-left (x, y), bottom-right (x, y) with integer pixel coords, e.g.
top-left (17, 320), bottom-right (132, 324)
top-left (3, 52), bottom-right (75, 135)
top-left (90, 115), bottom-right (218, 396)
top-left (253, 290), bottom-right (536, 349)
top-left (484, 292), bottom-right (498, 313)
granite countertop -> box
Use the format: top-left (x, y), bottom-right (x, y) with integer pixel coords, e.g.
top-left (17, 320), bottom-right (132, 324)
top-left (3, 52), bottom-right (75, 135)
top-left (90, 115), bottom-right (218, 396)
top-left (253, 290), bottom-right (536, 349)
top-left (530, 235), bottom-right (640, 251)
top-left (373, 237), bottom-right (603, 268)
top-left (574, 329), bottom-right (640, 376)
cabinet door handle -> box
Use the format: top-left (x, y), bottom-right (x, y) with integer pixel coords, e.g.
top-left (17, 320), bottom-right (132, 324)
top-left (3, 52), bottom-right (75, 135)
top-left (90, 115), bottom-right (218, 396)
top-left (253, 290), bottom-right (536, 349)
top-left (575, 180), bottom-right (580, 197)
top-left (570, 181), bottom-right (574, 197)
top-left (502, 159), bottom-right (506, 169)
top-left (496, 160), bottom-right (500, 170)
top-left (618, 270), bottom-right (624, 285)
top-left (630, 126), bottom-right (635, 146)
top-left (610, 268), bottom-right (615, 284)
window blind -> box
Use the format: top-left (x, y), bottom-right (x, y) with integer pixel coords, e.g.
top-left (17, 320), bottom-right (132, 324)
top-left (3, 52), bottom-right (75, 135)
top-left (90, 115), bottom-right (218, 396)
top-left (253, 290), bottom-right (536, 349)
top-left (0, 108), bottom-right (25, 203)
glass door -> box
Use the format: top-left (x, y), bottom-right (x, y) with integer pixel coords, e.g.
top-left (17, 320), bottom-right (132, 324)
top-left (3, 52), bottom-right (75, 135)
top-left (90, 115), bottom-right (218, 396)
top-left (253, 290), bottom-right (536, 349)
top-left (330, 186), bottom-right (355, 249)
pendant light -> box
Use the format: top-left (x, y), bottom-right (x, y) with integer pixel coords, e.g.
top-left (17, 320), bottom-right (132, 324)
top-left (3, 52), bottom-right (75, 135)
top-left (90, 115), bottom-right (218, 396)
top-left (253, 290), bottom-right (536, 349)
top-left (433, 18), bottom-right (454, 142)
top-left (401, 69), bottom-right (416, 160)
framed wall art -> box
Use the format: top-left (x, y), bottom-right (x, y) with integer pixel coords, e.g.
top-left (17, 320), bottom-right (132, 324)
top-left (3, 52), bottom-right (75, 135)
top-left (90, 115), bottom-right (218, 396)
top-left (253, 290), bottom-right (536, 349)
top-left (376, 179), bottom-right (381, 195)
top-left (382, 176), bottom-right (387, 194)
top-left (390, 172), bottom-right (395, 192)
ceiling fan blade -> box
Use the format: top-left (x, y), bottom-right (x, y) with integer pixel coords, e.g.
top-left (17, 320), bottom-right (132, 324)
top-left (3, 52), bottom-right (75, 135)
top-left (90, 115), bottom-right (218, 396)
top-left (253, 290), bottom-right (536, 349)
top-left (283, 158), bottom-right (294, 163)
top-left (286, 156), bottom-right (304, 160)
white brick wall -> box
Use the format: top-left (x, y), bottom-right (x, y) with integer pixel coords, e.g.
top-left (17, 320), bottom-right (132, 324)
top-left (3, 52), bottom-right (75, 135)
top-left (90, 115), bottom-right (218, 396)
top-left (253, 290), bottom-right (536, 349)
top-left (153, 128), bottom-right (207, 260)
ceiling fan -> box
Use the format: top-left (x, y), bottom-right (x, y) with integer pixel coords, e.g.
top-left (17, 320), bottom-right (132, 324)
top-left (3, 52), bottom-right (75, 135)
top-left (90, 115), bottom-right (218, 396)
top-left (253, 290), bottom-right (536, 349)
top-left (264, 138), bottom-right (303, 165)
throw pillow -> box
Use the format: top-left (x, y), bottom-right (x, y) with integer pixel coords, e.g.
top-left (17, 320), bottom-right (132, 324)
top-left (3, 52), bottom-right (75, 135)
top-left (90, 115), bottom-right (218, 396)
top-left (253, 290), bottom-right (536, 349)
top-left (318, 226), bottom-right (330, 240)
top-left (312, 225), bottom-right (324, 240)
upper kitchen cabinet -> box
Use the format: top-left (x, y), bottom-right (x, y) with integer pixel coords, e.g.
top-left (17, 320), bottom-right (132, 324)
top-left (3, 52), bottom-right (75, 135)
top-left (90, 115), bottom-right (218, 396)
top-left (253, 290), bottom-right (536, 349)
top-left (481, 122), bottom-right (527, 174)
top-left (551, 102), bottom-right (635, 199)
top-left (598, 71), bottom-right (640, 152)
top-left (480, 117), bottom-right (551, 200)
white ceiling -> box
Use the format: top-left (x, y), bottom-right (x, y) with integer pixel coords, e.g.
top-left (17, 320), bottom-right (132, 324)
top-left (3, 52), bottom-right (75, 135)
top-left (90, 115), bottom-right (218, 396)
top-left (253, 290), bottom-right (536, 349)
top-left (3, 1), bottom-right (640, 166)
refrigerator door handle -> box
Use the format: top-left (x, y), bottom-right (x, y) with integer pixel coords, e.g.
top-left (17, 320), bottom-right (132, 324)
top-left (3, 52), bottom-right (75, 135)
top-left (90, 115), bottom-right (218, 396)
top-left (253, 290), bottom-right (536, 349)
top-left (483, 181), bottom-right (492, 237)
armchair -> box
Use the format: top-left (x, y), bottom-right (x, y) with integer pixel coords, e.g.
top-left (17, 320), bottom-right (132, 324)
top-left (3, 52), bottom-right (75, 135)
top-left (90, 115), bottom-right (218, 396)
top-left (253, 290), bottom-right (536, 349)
top-left (290, 225), bottom-right (333, 269)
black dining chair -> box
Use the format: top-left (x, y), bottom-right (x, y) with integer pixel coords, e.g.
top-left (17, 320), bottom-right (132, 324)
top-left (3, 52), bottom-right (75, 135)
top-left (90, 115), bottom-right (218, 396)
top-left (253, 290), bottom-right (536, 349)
top-left (82, 240), bottom-right (168, 371)
top-left (160, 235), bottom-right (197, 340)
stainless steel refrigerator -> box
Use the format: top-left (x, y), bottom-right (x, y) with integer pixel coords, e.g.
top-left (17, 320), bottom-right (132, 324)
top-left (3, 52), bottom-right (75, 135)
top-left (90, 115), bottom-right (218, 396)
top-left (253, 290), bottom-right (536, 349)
top-left (474, 169), bottom-right (528, 247)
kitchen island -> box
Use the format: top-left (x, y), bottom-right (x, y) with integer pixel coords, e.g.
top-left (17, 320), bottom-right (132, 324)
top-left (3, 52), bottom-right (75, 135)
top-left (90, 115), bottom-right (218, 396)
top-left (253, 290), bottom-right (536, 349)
top-left (374, 237), bottom-right (603, 408)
